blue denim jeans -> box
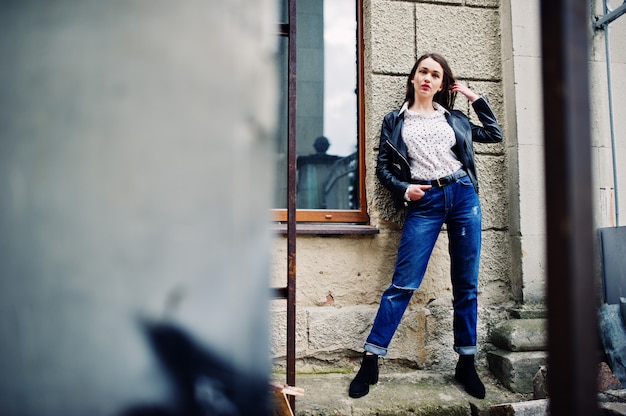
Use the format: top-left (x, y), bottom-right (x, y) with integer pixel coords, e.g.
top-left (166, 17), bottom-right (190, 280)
top-left (365, 175), bottom-right (481, 356)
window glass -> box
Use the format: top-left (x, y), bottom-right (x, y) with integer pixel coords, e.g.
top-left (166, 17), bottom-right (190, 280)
top-left (274, 0), bottom-right (359, 212)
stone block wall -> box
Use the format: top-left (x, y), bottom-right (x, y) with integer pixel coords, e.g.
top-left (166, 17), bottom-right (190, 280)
top-left (271, 0), bottom-right (513, 373)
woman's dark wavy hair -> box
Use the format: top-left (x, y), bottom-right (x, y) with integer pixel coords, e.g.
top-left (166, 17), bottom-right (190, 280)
top-left (405, 53), bottom-right (457, 110)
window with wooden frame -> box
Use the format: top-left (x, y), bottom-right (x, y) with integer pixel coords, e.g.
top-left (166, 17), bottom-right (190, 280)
top-left (274, 0), bottom-right (367, 224)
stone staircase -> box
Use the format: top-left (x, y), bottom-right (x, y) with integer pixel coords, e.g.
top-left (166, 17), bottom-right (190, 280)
top-left (487, 306), bottom-right (548, 394)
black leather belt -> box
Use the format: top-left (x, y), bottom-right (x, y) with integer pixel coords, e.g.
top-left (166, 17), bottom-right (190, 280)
top-left (412, 169), bottom-right (467, 187)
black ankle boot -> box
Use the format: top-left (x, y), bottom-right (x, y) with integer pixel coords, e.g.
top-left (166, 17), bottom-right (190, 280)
top-left (348, 353), bottom-right (379, 398)
top-left (454, 354), bottom-right (485, 399)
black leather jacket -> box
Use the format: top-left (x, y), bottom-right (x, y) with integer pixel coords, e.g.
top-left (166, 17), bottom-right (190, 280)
top-left (376, 97), bottom-right (503, 209)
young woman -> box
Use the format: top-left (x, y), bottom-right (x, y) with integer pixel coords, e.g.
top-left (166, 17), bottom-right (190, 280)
top-left (349, 53), bottom-right (503, 400)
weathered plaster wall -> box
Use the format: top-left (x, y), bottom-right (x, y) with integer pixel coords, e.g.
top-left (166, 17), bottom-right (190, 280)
top-left (271, 0), bottom-right (513, 372)
top-left (590, 0), bottom-right (626, 229)
top-left (500, 0), bottom-right (626, 306)
top-left (501, 0), bottom-right (546, 303)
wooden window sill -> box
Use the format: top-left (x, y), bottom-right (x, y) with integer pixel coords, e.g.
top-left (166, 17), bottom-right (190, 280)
top-left (271, 223), bottom-right (379, 236)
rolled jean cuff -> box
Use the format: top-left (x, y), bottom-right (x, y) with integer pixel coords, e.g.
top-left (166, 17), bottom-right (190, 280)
top-left (454, 345), bottom-right (477, 355)
top-left (364, 342), bottom-right (388, 357)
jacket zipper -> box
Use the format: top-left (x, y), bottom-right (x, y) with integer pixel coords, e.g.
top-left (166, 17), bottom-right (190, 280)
top-left (385, 139), bottom-right (410, 173)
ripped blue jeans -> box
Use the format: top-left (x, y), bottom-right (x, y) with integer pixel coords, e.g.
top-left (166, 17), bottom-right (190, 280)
top-left (365, 175), bottom-right (481, 356)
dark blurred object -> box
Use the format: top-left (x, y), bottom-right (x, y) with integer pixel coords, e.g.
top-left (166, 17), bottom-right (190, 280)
top-left (121, 322), bottom-right (270, 416)
top-left (599, 226), bottom-right (626, 304)
top-left (599, 305), bottom-right (626, 385)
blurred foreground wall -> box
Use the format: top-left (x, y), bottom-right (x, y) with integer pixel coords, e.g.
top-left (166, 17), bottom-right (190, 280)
top-left (0, 1), bottom-right (277, 415)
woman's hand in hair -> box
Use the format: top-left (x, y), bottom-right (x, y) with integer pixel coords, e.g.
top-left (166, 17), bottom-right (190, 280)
top-left (451, 82), bottom-right (480, 103)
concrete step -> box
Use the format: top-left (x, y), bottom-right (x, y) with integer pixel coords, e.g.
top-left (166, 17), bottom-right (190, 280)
top-left (490, 390), bottom-right (626, 416)
top-left (599, 390), bottom-right (626, 416)
top-left (486, 349), bottom-right (547, 393)
top-left (489, 399), bottom-right (548, 415)
top-left (282, 369), bottom-right (531, 416)
top-left (509, 305), bottom-right (548, 320)
top-left (490, 319), bottom-right (547, 352)
top-left (278, 370), bottom-right (626, 415)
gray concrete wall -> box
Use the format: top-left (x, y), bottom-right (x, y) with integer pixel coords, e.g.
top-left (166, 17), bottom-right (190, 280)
top-left (501, 0), bottom-right (546, 303)
top-left (500, 0), bottom-right (626, 306)
top-left (0, 1), bottom-right (277, 414)
top-left (590, 0), bottom-right (626, 229)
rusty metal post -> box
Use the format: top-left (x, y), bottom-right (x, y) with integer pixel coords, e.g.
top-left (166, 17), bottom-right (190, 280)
top-left (286, 0), bottom-right (297, 411)
top-left (540, 1), bottom-right (598, 415)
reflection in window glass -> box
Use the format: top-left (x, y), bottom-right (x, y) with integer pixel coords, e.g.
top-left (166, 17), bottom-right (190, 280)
top-left (274, 0), bottom-right (358, 211)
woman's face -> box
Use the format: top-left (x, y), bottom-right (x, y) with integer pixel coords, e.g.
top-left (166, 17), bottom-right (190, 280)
top-left (412, 57), bottom-right (444, 100)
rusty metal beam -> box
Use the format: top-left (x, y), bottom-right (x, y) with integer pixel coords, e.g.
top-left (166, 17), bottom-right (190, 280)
top-left (540, 1), bottom-right (598, 415)
top-left (286, 0), bottom-right (297, 411)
